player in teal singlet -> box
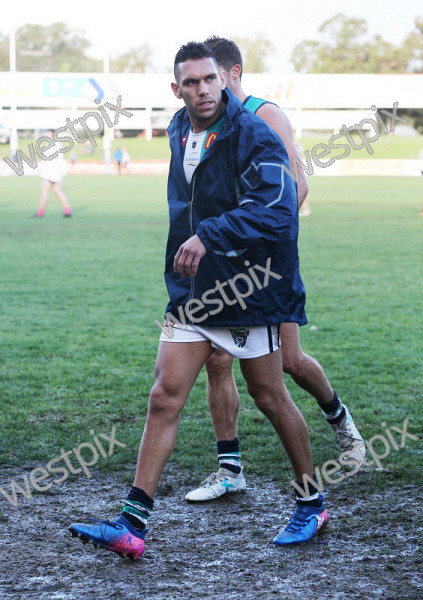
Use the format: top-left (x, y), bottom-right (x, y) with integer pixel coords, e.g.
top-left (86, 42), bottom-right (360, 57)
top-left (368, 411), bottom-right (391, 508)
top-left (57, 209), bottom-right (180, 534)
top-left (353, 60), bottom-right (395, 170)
top-left (183, 36), bottom-right (366, 505)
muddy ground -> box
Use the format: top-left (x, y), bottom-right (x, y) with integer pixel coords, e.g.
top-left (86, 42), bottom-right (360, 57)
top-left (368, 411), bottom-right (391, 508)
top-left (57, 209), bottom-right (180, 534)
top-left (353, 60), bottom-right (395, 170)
top-left (1, 466), bottom-right (422, 600)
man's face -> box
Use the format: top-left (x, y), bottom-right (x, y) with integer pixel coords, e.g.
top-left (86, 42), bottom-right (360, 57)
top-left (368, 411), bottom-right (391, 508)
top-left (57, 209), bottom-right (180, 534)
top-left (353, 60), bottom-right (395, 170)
top-left (172, 57), bottom-right (225, 132)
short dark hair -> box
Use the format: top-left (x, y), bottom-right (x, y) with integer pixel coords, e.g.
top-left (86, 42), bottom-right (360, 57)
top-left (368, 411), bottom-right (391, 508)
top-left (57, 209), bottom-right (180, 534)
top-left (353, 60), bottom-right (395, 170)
top-left (204, 36), bottom-right (243, 78)
top-left (174, 41), bottom-right (217, 79)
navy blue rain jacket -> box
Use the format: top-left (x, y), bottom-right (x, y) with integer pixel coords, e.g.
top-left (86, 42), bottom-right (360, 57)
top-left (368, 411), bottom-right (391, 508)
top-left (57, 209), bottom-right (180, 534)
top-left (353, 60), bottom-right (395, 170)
top-left (164, 88), bottom-right (307, 327)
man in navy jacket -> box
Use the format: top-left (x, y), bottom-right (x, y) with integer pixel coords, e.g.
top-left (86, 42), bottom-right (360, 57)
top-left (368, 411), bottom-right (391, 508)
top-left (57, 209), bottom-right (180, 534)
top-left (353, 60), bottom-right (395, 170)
top-left (69, 41), bottom-right (328, 559)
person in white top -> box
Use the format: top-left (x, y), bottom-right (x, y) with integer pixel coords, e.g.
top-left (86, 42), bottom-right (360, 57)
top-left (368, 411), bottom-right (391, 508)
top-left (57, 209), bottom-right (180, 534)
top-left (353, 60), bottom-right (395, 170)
top-left (34, 130), bottom-right (72, 218)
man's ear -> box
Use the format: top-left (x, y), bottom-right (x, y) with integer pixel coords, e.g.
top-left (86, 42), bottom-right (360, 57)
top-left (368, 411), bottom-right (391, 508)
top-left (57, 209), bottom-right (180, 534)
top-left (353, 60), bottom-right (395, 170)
top-left (219, 69), bottom-right (226, 90)
top-left (230, 64), bottom-right (242, 81)
top-left (171, 82), bottom-right (182, 99)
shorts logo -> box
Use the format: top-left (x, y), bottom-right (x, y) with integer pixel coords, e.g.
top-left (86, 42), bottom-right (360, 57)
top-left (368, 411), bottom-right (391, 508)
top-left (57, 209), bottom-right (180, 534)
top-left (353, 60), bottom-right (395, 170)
top-left (204, 132), bottom-right (217, 149)
top-left (230, 328), bottom-right (250, 348)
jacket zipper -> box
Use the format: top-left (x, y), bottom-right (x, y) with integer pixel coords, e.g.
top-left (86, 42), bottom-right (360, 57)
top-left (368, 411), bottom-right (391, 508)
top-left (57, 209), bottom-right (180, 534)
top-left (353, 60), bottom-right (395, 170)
top-left (188, 173), bottom-right (196, 321)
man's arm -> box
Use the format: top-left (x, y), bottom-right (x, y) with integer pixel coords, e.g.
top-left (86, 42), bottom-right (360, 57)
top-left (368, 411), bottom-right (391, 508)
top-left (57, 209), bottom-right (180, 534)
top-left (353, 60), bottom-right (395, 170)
top-left (256, 103), bottom-right (309, 208)
top-left (195, 125), bottom-right (298, 257)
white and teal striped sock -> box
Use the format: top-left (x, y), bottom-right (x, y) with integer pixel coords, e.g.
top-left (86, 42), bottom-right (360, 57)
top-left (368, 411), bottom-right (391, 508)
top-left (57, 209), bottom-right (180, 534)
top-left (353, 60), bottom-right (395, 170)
top-left (217, 437), bottom-right (241, 475)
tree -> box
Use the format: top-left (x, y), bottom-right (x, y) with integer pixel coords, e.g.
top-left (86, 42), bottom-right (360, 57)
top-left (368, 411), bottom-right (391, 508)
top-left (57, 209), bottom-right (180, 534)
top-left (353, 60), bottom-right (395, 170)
top-left (233, 34), bottom-right (274, 73)
top-left (0, 31), bottom-right (9, 70)
top-left (291, 13), bottom-right (422, 74)
top-left (110, 44), bottom-right (152, 73)
top-left (401, 17), bottom-right (423, 73)
top-left (0, 23), bottom-right (101, 72)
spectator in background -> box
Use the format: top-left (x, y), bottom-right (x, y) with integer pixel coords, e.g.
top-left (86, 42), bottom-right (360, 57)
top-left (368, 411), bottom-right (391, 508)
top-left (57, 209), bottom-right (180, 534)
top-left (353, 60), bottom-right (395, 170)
top-left (114, 147), bottom-right (123, 174)
top-left (70, 150), bottom-right (77, 167)
top-left (122, 147), bottom-right (131, 173)
top-left (33, 130), bottom-right (71, 218)
top-left (83, 140), bottom-right (94, 155)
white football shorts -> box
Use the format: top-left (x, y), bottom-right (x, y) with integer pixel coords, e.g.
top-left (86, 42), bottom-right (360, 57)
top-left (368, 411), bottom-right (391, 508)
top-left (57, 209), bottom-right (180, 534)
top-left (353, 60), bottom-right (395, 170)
top-left (159, 322), bottom-right (280, 359)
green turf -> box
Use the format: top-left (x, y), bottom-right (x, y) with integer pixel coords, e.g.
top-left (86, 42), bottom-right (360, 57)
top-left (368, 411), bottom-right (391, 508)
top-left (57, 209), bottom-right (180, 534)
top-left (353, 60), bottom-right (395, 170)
top-left (1, 131), bottom-right (422, 163)
top-left (300, 134), bottom-right (423, 159)
top-left (0, 175), bottom-right (421, 495)
top-left (1, 137), bottom-right (171, 163)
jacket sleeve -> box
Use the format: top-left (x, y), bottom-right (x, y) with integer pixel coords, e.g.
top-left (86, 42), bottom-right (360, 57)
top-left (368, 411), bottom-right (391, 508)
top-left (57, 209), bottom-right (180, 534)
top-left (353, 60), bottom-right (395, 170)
top-left (195, 122), bottom-right (298, 257)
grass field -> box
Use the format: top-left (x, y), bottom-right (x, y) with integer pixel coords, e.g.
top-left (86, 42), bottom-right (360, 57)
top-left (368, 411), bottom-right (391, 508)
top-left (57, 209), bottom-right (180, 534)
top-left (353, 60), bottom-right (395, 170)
top-left (2, 131), bottom-right (423, 163)
top-left (0, 174), bottom-right (422, 499)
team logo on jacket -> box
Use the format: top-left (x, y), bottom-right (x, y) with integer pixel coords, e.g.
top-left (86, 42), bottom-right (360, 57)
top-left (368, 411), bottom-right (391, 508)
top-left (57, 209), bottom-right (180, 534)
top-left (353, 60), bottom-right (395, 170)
top-left (182, 135), bottom-right (188, 146)
top-left (230, 328), bottom-right (250, 348)
top-left (204, 132), bottom-right (217, 149)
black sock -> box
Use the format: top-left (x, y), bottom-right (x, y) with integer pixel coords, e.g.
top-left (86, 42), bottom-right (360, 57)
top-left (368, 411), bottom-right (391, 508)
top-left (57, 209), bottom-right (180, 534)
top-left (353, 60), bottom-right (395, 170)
top-left (294, 477), bottom-right (323, 507)
top-left (217, 438), bottom-right (241, 474)
top-left (326, 404), bottom-right (346, 425)
top-left (320, 391), bottom-right (342, 418)
top-left (297, 495), bottom-right (323, 508)
top-left (122, 486), bottom-right (154, 530)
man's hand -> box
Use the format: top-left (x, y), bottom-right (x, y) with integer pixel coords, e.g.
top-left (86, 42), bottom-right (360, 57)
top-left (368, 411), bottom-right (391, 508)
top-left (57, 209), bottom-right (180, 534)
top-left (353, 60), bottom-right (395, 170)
top-left (173, 234), bottom-right (207, 277)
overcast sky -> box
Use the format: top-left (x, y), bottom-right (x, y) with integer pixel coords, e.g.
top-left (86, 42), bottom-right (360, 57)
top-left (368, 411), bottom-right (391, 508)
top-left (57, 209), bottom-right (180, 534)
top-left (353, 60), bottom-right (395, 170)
top-left (2, 0), bottom-right (422, 73)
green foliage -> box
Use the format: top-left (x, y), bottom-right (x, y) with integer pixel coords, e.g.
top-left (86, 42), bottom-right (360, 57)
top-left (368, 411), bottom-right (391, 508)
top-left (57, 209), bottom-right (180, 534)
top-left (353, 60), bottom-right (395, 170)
top-left (0, 23), bottom-right (153, 73)
top-left (0, 23), bottom-right (101, 72)
top-left (0, 175), bottom-right (421, 491)
top-left (111, 44), bottom-right (152, 73)
top-left (401, 28), bottom-right (423, 73)
top-left (291, 13), bottom-right (423, 74)
top-left (401, 109), bottom-right (423, 134)
top-left (233, 34), bottom-right (274, 73)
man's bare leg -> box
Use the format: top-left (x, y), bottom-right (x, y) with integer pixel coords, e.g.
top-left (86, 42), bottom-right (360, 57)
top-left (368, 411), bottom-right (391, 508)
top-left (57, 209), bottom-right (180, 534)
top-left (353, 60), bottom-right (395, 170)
top-left (184, 350), bottom-right (244, 502)
top-left (281, 323), bottom-right (333, 405)
top-left (69, 339), bottom-right (214, 557)
top-left (205, 350), bottom-right (238, 441)
top-left (134, 340), bottom-right (214, 496)
top-left (186, 344), bottom-right (313, 501)
top-left (204, 327), bottom-right (333, 458)
top-left (281, 322), bottom-right (365, 465)
top-left (201, 333), bottom-right (331, 490)
top-left (51, 183), bottom-right (71, 216)
top-left (200, 323), bottom-right (365, 492)
top-left (240, 349), bottom-right (329, 546)
top-left (240, 349), bottom-right (313, 481)
top-left (205, 328), bottom-right (333, 440)
top-left (35, 180), bottom-right (51, 216)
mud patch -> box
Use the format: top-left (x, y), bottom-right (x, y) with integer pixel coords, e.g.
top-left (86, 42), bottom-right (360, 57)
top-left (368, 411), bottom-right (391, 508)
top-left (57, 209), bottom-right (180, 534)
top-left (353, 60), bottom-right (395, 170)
top-left (1, 468), bottom-right (422, 600)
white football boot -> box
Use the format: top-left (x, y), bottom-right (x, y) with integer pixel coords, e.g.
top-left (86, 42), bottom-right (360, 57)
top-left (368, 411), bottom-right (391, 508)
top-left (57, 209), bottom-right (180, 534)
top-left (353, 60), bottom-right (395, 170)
top-left (185, 467), bottom-right (246, 502)
top-left (329, 404), bottom-right (366, 469)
